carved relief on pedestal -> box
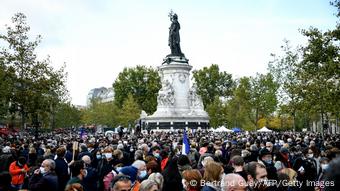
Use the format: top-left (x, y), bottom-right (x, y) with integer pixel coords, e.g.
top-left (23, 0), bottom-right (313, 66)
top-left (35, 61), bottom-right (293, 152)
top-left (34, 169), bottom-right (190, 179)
top-left (188, 83), bottom-right (204, 109)
top-left (157, 79), bottom-right (175, 106)
top-left (178, 73), bottom-right (186, 83)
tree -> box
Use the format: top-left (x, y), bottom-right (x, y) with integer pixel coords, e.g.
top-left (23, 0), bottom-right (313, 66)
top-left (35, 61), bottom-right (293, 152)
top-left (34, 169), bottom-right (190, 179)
top-left (206, 96), bottom-right (227, 128)
top-left (226, 77), bottom-right (254, 130)
top-left (117, 94), bottom-right (140, 128)
top-left (297, 27), bottom-right (340, 130)
top-left (249, 73), bottom-right (279, 129)
top-left (113, 65), bottom-right (161, 114)
top-left (0, 61), bottom-right (13, 119)
top-left (268, 40), bottom-right (302, 131)
top-left (193, 64), bottom-right (234, 107)
top-left (0, 13), bottom-right (67, 128)
top-left (81, 99), bottom-right (119, 127)
top-left (55, 102), bottom-right (82, 128)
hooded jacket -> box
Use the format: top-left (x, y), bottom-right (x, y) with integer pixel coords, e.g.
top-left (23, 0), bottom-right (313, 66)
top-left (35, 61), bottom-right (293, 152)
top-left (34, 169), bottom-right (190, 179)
top-left (9, 161), bottom-right (29, 185)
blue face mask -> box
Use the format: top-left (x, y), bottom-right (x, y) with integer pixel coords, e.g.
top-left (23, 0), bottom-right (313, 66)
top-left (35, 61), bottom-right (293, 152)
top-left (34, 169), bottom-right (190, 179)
top-left (96, 155), bottom-right (102, 159)
top-left (264, 159), bottom-right (272, 164)
top-left (139, 170), bottom-right (147, 179)
top-left (154, 153), bottom-right (160, 158)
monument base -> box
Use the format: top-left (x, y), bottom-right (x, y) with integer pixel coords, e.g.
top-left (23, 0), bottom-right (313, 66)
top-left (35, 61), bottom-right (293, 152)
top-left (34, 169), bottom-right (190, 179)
top-left (143, 117), bottom-right (209, 130)
top-left (142, 55), bottom-right (209, 130)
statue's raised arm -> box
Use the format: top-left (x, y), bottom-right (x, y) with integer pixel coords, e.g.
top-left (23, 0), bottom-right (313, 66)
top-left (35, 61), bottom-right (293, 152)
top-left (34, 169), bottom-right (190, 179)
top-left (168, 11), bottom-right (184, 57)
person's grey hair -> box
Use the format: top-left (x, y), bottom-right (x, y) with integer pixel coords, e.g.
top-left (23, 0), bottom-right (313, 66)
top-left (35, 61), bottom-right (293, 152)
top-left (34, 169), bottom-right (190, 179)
top-left (250, 144), bottom-right (258, 151)
top-left (148, 172), bottom-right (164, 190)
top-left (132, 160), bottom-right (146, 170)
top-left (117, 144), bottom-right (124, 150)
top-left (134, 150), bottom-right (143, 160)
top-left (111, 175), bottom-right (131, 190)
top-left (221, 173), bottom-right (246, 191)
top-left (139, 179), bottom-right (158, 191)
top-left (215, 150), bottom-right (222, 157)
top-left (45, 159), bottom-right (56, 170)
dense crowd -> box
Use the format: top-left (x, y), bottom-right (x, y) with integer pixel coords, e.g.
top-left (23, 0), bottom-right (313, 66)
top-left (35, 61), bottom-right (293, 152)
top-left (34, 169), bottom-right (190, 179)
top-left (0, 128), bottom-right (340, 191)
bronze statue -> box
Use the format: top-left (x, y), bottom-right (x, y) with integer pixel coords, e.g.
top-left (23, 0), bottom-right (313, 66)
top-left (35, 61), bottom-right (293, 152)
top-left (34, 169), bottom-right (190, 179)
top-left (168, 11), bottom-right (184, 56)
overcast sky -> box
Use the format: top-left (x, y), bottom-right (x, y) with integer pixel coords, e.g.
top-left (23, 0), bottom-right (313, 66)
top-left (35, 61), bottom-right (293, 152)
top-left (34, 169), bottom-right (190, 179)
top-left (0, 0), bottom-right (337, 106)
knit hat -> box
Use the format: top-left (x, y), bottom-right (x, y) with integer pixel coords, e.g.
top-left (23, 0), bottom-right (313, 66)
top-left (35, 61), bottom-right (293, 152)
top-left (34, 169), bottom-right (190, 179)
top-left (119, 166), bottom-right (138, 183)
top-left (280, 147), bottom-right (289, 154)
top-left (259, 148), bottom-right (271, 158)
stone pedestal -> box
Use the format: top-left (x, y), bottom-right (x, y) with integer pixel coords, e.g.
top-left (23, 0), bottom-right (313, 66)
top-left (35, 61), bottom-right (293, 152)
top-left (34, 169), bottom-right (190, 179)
top-left (143, 56), bottom-right (209, 130)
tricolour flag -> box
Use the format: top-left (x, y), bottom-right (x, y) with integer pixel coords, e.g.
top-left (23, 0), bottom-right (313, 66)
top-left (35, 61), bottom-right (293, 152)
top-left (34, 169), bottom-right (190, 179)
top-left (182, 130), bottom-right (190, 155)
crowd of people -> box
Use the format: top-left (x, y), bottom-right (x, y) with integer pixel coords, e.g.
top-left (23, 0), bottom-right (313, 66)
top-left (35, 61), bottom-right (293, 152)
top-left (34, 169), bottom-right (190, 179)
top-left (0, 128), bottom-right (340, 191)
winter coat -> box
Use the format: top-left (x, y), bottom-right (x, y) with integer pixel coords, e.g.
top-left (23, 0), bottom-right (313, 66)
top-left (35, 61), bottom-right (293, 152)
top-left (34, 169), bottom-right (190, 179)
top-left (9, 161), bottom-right (29, 185)
top-left (29, 172), bottom-right (58, 191)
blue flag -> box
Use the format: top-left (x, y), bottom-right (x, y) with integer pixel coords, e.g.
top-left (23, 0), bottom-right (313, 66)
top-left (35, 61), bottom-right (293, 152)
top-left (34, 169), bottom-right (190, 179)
top-left (80, 127), bottom-right (85, 139)
top-left (182, 130), bottom-right (190, 155)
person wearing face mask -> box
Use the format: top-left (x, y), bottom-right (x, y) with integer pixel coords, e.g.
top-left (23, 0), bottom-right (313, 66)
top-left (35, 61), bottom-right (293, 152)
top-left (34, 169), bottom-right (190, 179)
top-left (293, 147), bottom-right (317, 191)
top-left (29, 159), bottom-right (58, 191)
top-left (132, 160), bottom-right (148, 182)
top-left (91, 150), bottom-right (101, 168)
top-left (97, 147), bottom-right (114, 191)
top-left (258, 148), bottom-right (278, 181)
top-left (151, 146), bottom-right (161, 163)
top-left (66, 160), bottom-right (87, 190)
top-left (317, 157), bottom-right (330, 183)
top-left (9, 156), bottom-right (29, 190)
top-left (81, 155), bottom-right (98, 191)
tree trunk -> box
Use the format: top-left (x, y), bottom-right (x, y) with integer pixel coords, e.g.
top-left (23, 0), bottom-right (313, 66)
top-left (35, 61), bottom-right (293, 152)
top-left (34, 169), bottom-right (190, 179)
top-left (20, 108), bottom-right (25, 129)
top-left (292, 111), bottom-right (296, 132)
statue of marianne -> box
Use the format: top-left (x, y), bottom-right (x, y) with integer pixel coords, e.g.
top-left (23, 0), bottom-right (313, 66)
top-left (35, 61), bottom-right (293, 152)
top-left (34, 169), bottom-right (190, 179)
top-left (168, 11), bottom-right (184, 56)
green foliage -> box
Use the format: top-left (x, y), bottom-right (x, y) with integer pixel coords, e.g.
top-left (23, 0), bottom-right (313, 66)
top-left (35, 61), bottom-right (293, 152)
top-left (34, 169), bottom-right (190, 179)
top-left (81, 99), bottom-right (119, 127)
top-left (268, 40), bottom-right (302, 130)
top-left (249, 73), bottom-right (279, 128)
top-left (206, 96), bottom-right (227, 128)
top-left (55, 102), bottom-right (82, 128)
top-left (298, 27), bottom-right (339, 120)
top-left (226, 77), bottom-right (254, 130)
top-left (117, 94), bottom-right (140, 128)
top-left (0, 62), bottom-right (13, 119)
top-left (113, 65), bottom-right (161, 114)
top-left (193, 64), bottom-right (234, 107)
top-left (0, 13), bottom-right (68, 128)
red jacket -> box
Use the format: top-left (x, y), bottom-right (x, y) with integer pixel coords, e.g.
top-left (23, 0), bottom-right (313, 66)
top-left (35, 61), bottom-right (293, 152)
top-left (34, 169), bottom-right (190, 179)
top-left (9, 161), bottom-right (29, 185)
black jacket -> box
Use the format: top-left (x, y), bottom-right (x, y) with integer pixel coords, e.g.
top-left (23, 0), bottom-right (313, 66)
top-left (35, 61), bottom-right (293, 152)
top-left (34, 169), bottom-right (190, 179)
top-left (29, 172), bottom-right (58, 191)
top-left (54, 157), bottom-right (70, 191)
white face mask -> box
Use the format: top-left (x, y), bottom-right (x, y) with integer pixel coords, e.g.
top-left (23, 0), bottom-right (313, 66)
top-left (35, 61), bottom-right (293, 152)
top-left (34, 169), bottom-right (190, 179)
top-left (307, 154), bottom-right (314, 158)
top-left (40, 167), bottom-right (46, 175)
top-left (105, 153), bottom-right (112, 159)
top-left (182, 179), bottom-right (187, 189)
top-left (83, 169), bottom-right (88, 177)
top-left (321, 164), bottom-right (329, 170)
